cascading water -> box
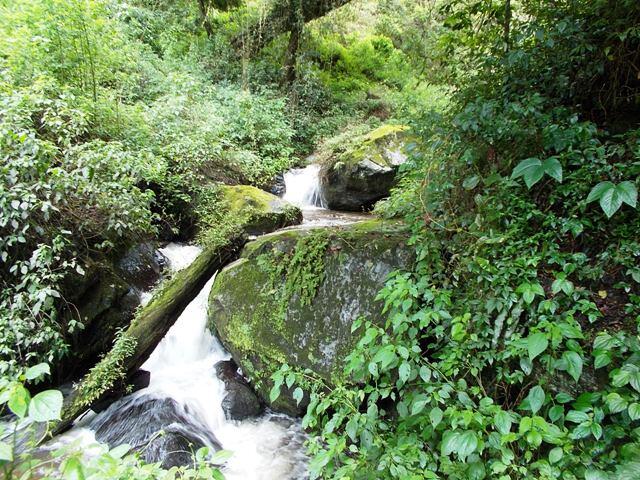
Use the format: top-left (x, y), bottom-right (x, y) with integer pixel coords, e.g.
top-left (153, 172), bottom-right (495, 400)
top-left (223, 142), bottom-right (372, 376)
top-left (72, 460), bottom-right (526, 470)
top-left (281, 164), bottom-right (370, 228)
top-left (50, 171), bottom-right (371, 477)
top-left (53, 243), bottom-right (308, 479)
top-left (282, 165), bottom-right (326, 209)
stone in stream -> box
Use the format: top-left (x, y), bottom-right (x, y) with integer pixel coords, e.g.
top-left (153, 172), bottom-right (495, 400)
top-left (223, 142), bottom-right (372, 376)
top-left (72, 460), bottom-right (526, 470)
top-left (219, 184), bottom-right (302, 235)
top-left (91, 396), bottom-right (221, 469)
top-left (208, 219), bottom-right (414, 415)
top-left (215, 360), bottom-right (263, 420)
top-left (319, 124), bottom-right (409, 211)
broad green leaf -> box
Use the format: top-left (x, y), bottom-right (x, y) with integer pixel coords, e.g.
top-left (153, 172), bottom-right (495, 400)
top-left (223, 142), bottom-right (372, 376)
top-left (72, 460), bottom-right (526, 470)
top-left (549, 447), bottom-right (563, 464)
top-left (563, 351), bottom-right (583, 382)
top-left (398, 362), bottom-right (411, 383)
top-left (269, 384), bottom-right (281, 403)
top-left (566, 410), bottom-right (589, 423)
top-left (542, 157), bottom-right (562, 182)
top-left (8, 384), bottom-right (30, 418)
top-left (527, 333), bottom-right (549, 361)
top-left (605, 392), bottom-right (627, 414)
top-left (210, 449), bottom-right (233, 464)
top-left (429, 407), bottom-right (443, 427)
top-left (61, 456), bottom-right (85, 480)
top-left (617, 180), bottom-right (637, 207)
top-left (527, 386), bottom-right (545, 414)
top-left (345, 416), bottom-right (359, 441)
top-left (628, 403), bottom-right (640, 421)
top-left (594, 352), bottom-right (611, 369)
top-left (512, 158), bottom-right (541, 181)
top-left (463, 175), bottom-right (480, 190)
top-left (587, 181), bottom-right (614, 203)
top-left (25, 363), bottom-right (50, 381)
top-left (292, 387), bottom-right (304, 406)
top-left (600, 186), bottom-right (623, 218)
top-left (29, 390), bottom-right (63, 422)
top-left (494, 410), bottom-right (512, 434)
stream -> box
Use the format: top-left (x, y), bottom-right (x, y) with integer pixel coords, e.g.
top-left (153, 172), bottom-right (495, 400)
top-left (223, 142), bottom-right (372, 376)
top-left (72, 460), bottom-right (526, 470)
top-left (50, 165), bottom-right (367, 479)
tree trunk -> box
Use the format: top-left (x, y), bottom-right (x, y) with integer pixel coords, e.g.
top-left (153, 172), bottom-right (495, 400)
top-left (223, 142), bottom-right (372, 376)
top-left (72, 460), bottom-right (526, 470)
top-left (504, 0), bottom-right (511, 52)
top-left (283, 0), bottom-right (303, 86)
top-left (233, 0), bottom-right (354, 54)
top-left (197, 0), bottom-right (214, 37)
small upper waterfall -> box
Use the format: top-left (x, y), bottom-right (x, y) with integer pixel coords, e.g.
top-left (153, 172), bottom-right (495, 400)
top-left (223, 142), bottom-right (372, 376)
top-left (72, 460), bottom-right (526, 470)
top-left (282, 165), bottom-right (326, 209)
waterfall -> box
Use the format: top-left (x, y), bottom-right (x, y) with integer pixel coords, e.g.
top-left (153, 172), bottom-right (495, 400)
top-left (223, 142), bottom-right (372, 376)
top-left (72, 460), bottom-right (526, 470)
top-left (54, 244), bottom-right (308, 479)
top-left (282, 165), bottom-right (326, 209)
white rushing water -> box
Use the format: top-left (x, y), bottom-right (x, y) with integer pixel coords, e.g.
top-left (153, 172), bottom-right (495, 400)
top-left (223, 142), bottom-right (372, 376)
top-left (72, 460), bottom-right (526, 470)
top-left (54, 244), bottom-right (307, 479)
top-left (282, 165), bottom-right (326, 209)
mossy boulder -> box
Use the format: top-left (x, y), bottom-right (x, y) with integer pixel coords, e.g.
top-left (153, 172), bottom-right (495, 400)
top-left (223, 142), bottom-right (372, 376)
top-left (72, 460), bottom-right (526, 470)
top-left (320, 124), bottom-right (409, 211)
top-left (207, 220), bottom-right (413, 415)
top-left (220, 185), bottom-right (302, 235)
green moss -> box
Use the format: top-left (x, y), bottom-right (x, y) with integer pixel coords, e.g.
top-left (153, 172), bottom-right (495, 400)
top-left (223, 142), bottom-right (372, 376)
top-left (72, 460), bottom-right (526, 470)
top-left (70, 331), bottom-right (137, 412)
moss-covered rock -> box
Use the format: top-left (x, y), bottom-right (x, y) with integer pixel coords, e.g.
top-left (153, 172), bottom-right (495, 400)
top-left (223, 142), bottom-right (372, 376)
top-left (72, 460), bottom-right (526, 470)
top-left (320, 124), bottom-right (409, 211)
top-left (219, 185), bottom-right (302, 235)
top-left (207, 219), bottom-right (413, 415)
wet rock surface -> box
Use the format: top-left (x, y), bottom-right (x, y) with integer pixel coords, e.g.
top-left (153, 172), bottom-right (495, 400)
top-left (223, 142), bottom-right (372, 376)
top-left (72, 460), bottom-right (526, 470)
top-left (320, 124), bottom-right (408, 211)
top-left (91, 396), bottom-right (221, 468)
top-left (208, 219), bottom-right (413, 415)
top-left (215, 360), bottom-right (262, 420)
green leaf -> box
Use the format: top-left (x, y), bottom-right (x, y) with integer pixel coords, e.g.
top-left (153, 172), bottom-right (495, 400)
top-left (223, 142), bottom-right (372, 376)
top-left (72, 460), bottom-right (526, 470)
top-left (566, 410), bottom-right (589, 423)
top-left (594, 352), bottom-right (611, 369)
top-left (628, 403), bottom-right (640, 421)
top-left (463, 175), bottom-right (480, 190)
top-left (398, 362), bottom-right (411, 383)
top-left (345, 416), bottom-right (359, 442)
top-left (542, 157), bottom-right (562, 182)
top-left (61, 456), bottom-right (85, 480)
top-left (527, 386), bottom-right (545, 414)
top-left (605, 392), bottom-right (628, 414)
top-left (587, 181), bottom-right (614, 203)
top-left (549, 447), bottom-right (563, 464)
top-left (527, 333), bottom-right (549, 361)
top-left (600, 186), bottom-right (623, 218)
top-left (210, 449), bottom-right (233, 464)
top-left (292, 387), bottom-right (304, 406)
top-left (269, 384), bottom-right (282, 403)
top-left (563, 351), bottom-right (583, 382)
top-left (8, 384), bottom-right (30, 418)
top-left (0, 442), bottom-right (13, 462)
top-left (25, 363), bottom-right (50, 381)
top-left (494, 410), bottom-right (512, 435)
top-left (512, 158), bottom-right (544, 188)
top-left (109, 444), bottom-right (131, 459)
top-left (617, 181), bottom-right (637, 207)
top-left (29, 390), bottom-right (63, 422)
top-left (430, 407), bottom-right (443, 427)
top-left (549, 405), bottom-right (564, 422)
top-left (419, 365), bottom-right (432, 382)
top-left (441, 430), bottom-right (478, 459)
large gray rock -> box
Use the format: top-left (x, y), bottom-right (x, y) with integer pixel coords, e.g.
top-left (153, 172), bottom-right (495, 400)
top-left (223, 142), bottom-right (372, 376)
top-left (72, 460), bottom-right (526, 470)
top-left (215, 360), bottom-right (262, 420)
top-left (320, 125), bottom-right (408, 211)
top-left (207, 220), bottom-right (413, 415)
top-left (91, 396), bottom-right (220, 469)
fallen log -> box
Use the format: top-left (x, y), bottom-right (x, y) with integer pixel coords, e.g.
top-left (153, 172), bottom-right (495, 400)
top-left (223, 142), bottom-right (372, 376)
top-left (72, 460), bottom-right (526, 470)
top-left (52, 234), bottom-right (246, 435)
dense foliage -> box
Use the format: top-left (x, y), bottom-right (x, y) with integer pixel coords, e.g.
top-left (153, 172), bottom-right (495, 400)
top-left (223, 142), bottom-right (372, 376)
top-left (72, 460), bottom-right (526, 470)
top-left (2, 0), bottom-right (640, 478)
top-left (273, 1), bottom-right (640, 479)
